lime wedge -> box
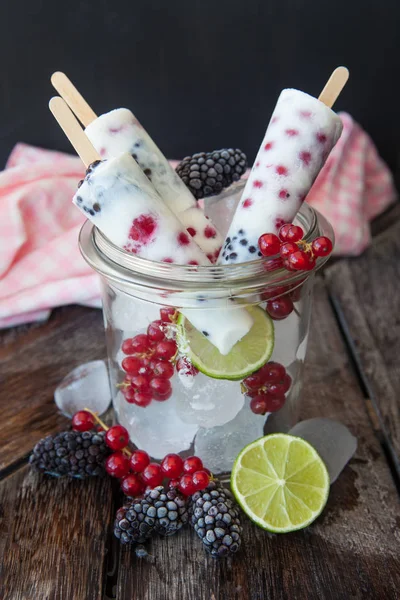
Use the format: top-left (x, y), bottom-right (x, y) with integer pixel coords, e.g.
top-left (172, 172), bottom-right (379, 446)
top-left (177, 306), bottom-right (274, 381)
top-left (231, 434), bottom-right (330, 533)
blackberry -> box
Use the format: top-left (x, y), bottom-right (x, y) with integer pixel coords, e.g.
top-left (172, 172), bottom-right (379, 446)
top-left (114, 499), bottom-right (155, 544)
top-left (176, 148), bottom-right (247, 199)
top-left (143, 486), bottom-right (189, 536)
top-left (29, 430), bottom-right (110, 479)
top-left (188, 479), bottom-right (242, 558)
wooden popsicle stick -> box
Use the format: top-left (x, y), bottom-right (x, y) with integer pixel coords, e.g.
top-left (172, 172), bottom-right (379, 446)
top-left (318, 66), bottom-right (349, 108)
top-left (51, 72), bottom-right (97, 127)
top-left (49, 96), bottom-right (101, 167)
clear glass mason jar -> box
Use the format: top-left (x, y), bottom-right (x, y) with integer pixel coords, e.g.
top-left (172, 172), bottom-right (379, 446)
top-left (79, 182), bottom-right (333, 475)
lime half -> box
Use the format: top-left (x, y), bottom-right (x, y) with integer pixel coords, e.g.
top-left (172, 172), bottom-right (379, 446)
top-left (231, 434), bottom-right (330, 533)
top-left (177, 306), bottom-right (274, 381)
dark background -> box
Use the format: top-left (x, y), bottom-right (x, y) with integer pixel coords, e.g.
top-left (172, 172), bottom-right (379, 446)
top-left (0, 0), bottom-right (399, 177)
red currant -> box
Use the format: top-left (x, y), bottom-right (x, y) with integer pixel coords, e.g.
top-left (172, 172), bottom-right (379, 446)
top-left (283, 258), bottom-right (298, 272)
top-left (192, 470), bottom-right (210, 491)
top-left (259, 361), bottom-right (286, 384)
top-left (178, 474), bottom-right (197, 496)
top-left (278, 224), bottom-right (292, 241)
top-left (149, 377), bottom-right (172, 401)
top-left (263, 257), bottom-right (284, 272)
top-left (280, 242), bottom-right (298, 259)
top-left (142, 463), bottom-right (164, 487)
top-left (121, 338), bottom-right (135, 355)
top-left (263, 393), bottom-right (286, 412)
top-left (161, 453), bottom-right (184, 478)
top-left (287, 250), bottom-right (314, 271)
top-left (72, 410), bottom-right (95, 432)
top-left (154, 339), bottom-right (177, 361)
top-left (169, 478), bottom-right (180, 489)
top-left (183, 456), bottom-right (203, 474)
top-left (266, 382), bottom-right (286, 397)
top-left (123, 387), bottom-right (137, 403)
top-left (176, 357), bottom-right (199, 376)
top-left (120, 473), bottom-right (145, 496)
top-left (132, 391), bottom-right (153, 407)
top-left (250, 396), bottom-right (268, 414)
top-left (160, 307), bottom-right (177, 323)
top-left (266, 296), bottom-right (294, 320)
top-left (152, 360), bottom-right (174, 379)
top-left (279, 224), bottom-right (304, 242)
top-left (105, 425), bottom-right (129, 451)
top-left (147, 320), bottom-right (166, 342)
top-left (130, 449), bottom-right (150, 473)
top-left (105, 451), bottom-right (130, 478)
top-left (121, 356), bottom-right (142, 375)
top-left (130, 375), bottom-right (150, 393)
top-left (138, 365), bottom-right (153, 378)
top-left (258, 233), bottom-right (281, 257)
top-left (129, 334), bottom-right (152, 354)
top-left (261, 284), bottom-right (290, 301)
top-left (243, 371), bottom-right (264, 390)
top-left (289, 285), bottom-right (303, 302)
top-left (312, 236), bottom-right (333, 257)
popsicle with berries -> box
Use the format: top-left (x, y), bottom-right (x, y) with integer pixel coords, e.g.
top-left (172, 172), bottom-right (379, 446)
top-left (51, 73), bottom-right (223, 263)
top-left (49, 97), bottom-right (253, 355)
top-left (219, 68), bottom-right (348, 264)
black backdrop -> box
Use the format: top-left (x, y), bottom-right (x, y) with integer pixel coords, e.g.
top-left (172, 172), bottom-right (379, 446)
top-left (0, 0), bottom-right (399, 176)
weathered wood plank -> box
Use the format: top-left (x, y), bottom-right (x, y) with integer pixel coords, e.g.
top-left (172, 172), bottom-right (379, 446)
top-left (116, 280), bottom-right (400, 600)
top-left (370, 200), bottom-right (400, 239)
top-left (0, 305), bottom-right (106, 472)
top-left (326, 220), bottom-right (400, 472)
top-left (0, 465), bottom-right (114, 600)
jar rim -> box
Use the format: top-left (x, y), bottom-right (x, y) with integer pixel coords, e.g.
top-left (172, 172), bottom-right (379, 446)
top-left (79, 197), bottom-right (333, 293)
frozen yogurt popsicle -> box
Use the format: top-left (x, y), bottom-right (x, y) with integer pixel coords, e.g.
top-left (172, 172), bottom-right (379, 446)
top-left (85, 108), bottom-right (223, 262)
top-left (73, 152), bottom-right (253, 354)
top-left (73, 153), bottom-right (208, 265)
top-left (219, 89), bottom-right (343, 264)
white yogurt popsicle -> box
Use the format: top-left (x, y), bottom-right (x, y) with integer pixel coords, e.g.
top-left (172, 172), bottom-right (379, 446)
top-left (73, 152), bottom-right (253, 354)
top-left (219, 89), bottom-right (343, 264)
top-left (85, 108), bottom-right (223, 262)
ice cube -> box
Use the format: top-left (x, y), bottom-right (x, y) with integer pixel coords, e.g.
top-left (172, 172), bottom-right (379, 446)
top-left (175, 372), bottom-right (244, 428)
top-left (194, 398), bottom-right (266, 474)
top-left (203, 182), bottom-right (242, 238)
top-left (108, 292), bottom-right (160, 333)
top-left (114, 391), bottom-right (198, 459)
top-left (54, 360), bottom-right (111, 417)
top-left (270, 310), bottom-right (301, 367)
top-left (289, 418), bottom-right (357, 483)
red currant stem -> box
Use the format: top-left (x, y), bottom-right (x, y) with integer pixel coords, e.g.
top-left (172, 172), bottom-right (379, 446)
top-left (116, 381), bottom-right (130, 389)
top-left (240, 382), bottom-right (247, 395)
top-left (83, 408), bottom-right (132, 457)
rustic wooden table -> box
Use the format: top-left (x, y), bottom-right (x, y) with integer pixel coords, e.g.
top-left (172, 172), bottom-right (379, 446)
top-left (1, 218), bottom-right (400, 600)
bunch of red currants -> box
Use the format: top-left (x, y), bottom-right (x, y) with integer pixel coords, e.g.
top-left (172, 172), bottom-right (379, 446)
top-left (71, 410), bottom-right (210, 497)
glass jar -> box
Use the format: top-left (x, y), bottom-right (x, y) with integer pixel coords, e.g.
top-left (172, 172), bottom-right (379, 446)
top-left (79, 183), bottom-right (333, 474)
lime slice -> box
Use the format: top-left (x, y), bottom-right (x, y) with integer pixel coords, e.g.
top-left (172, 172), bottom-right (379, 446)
top-left (177, 306), bottom-right (274, 381)
top-left (231, 434), bottom-right (330, 533)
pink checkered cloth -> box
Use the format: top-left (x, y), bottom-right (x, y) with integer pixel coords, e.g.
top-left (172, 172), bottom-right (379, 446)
top-left (0, 113), bottom-right (396, 328)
